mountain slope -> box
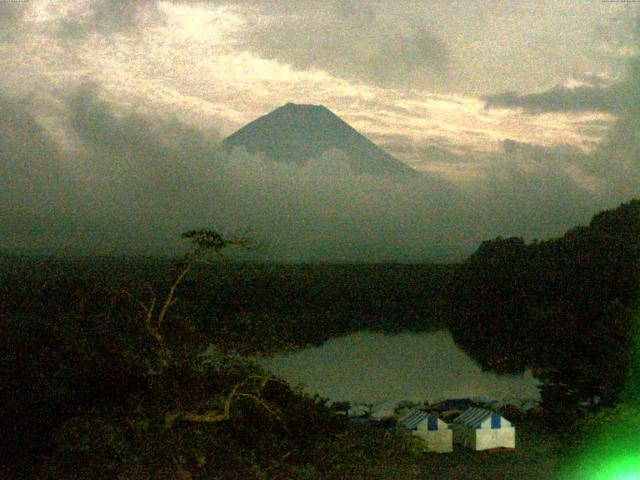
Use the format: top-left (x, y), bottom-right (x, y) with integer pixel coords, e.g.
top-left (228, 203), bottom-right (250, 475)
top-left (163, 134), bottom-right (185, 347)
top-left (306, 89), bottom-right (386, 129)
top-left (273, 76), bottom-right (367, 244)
top-left (223, 103), bottom-right (416, 177)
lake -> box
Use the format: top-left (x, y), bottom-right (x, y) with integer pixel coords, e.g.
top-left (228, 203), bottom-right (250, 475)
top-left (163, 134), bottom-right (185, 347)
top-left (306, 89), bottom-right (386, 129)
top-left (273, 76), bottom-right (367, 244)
top-left (259, 329), bottom-right (540, 404)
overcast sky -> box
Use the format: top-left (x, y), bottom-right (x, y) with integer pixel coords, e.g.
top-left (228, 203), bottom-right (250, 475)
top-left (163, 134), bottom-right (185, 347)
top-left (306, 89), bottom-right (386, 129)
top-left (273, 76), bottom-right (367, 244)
top-left (1, 1), bottom-right (639, 260)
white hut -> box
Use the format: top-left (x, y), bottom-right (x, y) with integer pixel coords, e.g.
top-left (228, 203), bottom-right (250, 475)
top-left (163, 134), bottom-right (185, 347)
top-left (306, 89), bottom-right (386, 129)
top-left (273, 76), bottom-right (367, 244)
top-left (452, 407), bottom-right (515, 451)
top-left (398, 410), bottom-right (453, 453)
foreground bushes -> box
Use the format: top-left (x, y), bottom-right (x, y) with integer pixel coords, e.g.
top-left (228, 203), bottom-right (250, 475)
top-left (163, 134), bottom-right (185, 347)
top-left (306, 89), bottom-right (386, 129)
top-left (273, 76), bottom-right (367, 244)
top-left (0, 252), bottom-right (355, 478)
top-left (42, 357), bottom-right (347, 479)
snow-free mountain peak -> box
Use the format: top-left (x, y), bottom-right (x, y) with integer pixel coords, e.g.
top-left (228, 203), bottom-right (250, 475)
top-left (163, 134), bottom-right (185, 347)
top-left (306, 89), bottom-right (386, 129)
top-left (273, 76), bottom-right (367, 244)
top-left (223, 103), bottom-right (416, 177)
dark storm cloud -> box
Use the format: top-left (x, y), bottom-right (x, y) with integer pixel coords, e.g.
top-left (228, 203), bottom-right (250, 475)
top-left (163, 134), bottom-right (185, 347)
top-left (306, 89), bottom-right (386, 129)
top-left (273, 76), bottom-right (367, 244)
top-left (478, 178), bottom-right (596, 243)
top-left (237, 1), bottom-right (451, 90)
top-left (1, 85), bottom-right (220, 254)
top-left (0, 93), bottom-right (82, 250)
top-left (577, 54), bottom-right (640, 201)
top-left (483, 84), bottom-right (630, 114)
top-left (478, 141), bottom-right (600, 238)
top-left (61, 84), bottom-right (228, 252)
top-left (587, 112), bottom-right (640, 205)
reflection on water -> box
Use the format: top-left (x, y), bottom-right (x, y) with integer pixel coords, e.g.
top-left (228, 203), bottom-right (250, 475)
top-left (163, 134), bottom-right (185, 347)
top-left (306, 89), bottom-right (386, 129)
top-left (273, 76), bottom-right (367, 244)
top-left (259, 330), bottom-right (540, 404)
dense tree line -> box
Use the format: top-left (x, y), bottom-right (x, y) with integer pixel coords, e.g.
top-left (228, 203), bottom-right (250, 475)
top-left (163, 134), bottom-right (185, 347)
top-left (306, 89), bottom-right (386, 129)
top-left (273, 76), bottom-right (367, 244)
top-left (445, 199), bottom-right (640, 419)
top-left (1, 259), bottom-right (450, 355)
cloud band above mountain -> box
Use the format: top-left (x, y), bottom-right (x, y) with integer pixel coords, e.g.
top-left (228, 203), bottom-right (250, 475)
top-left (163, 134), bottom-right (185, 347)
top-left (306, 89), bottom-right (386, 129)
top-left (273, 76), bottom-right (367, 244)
top-left (1, 84), bottom-right (627, 262)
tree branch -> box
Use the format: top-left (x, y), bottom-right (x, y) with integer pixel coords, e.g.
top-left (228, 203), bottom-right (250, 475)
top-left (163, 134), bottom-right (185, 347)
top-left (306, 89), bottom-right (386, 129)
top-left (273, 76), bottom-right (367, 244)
top-left (164, 376), bottom-right (285, 427)
top-left (157, 263), bottom-right (192, 330)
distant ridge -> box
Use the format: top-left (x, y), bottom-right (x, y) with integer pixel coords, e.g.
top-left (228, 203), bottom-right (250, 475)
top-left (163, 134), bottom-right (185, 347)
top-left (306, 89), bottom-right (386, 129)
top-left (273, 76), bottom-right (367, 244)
top-left (223, 103), bottom-right (416, 177)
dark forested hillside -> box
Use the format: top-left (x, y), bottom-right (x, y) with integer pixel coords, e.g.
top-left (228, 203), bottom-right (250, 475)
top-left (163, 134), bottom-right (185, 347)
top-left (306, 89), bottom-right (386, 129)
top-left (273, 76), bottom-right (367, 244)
top-left (445, 199), bottom-right (640, 417)
top-left (0, 259), bottom-right (451, 478)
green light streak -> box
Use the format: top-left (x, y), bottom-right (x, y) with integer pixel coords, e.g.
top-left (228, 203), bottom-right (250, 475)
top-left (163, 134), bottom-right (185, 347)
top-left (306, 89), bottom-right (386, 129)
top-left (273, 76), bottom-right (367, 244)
top-left (576, 454), bottom-right (640, 480)
top-left (563, 310), bottom-right (640, 480)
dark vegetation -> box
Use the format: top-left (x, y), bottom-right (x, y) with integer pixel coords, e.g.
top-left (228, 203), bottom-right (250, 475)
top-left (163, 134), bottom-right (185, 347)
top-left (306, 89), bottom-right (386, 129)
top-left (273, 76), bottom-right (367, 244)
top-left (1, 259), bottom-right (450, 354)
top-left (1, 199), bottom-right (639, 478)
top-left (0, 245), bottom-right (448, 478)
top-left (446, 199), bottom-right (640, 422)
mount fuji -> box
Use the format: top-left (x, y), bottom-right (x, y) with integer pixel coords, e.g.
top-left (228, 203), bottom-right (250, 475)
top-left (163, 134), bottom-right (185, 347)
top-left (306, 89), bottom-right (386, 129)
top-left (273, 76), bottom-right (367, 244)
top-left (223, 103), bottom-right (416, 177)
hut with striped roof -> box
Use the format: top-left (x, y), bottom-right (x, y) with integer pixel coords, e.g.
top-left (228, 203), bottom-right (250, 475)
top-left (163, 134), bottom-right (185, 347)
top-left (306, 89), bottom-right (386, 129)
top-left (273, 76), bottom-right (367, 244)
top-left (398, 409), bottom-right (453, 453)
top-left (451, 407), bottom-right (515, 451)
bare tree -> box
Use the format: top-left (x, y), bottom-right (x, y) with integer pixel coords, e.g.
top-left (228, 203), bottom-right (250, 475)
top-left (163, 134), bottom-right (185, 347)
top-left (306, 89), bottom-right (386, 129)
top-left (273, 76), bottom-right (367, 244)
top-left (135, 229), bottom-right (285, 427)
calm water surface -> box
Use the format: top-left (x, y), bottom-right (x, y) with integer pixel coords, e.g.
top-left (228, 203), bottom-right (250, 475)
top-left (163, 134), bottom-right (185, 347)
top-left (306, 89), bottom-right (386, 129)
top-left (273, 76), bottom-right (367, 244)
top-left (259, 330), bottom-right (540, 404)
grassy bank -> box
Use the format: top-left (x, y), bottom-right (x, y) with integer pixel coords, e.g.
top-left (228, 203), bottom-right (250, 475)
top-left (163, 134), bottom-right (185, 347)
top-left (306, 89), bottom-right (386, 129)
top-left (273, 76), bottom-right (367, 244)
top-left (291, 417), bottom-right (564, 480)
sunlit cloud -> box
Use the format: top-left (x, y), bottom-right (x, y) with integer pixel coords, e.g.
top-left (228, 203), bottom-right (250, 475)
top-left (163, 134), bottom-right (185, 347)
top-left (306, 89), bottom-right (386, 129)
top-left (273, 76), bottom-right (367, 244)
top-left (0, 1), bottom-right (638, 259)
top-left (0, 0), bottom-right (622, 170)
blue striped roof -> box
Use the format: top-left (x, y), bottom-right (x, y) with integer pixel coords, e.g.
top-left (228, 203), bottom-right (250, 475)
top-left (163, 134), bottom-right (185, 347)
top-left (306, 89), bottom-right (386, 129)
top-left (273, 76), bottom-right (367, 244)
top-left (399, 410), bottom-right (449, 431)
top-left (453, 407), bottom-right (511, 429)
top-left (399, 409), bottom-right (429, 429)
